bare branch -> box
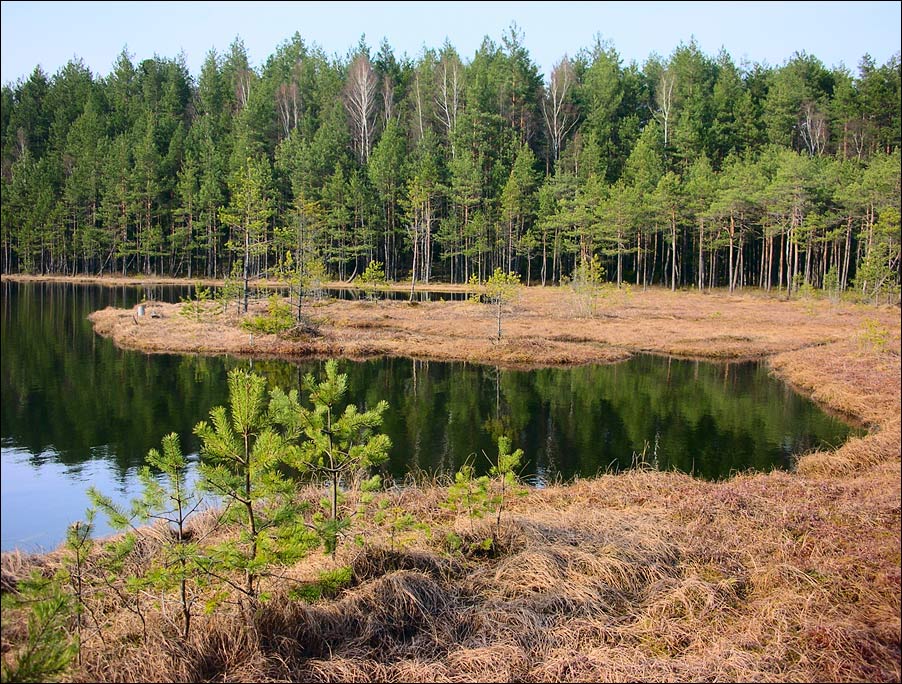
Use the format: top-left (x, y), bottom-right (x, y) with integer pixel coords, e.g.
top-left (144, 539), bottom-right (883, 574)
top-left (541, 56), bottom-right (577, 163)
top-left (343, 54), bottom-right (379, 164)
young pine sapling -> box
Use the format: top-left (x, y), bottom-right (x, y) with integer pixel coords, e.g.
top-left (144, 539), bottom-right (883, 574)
top-left (0, 572), bottom-right (77, 683)
top-left (270, 360), bottom-right (391, 558)
top-left (484, 267), bottom-right (521, 341)
top-left (194, 369), bottom-right (310, 610)
top-left (90, 433), bottom-right (206, 640)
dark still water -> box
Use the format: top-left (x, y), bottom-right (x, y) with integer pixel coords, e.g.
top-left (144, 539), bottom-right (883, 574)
top-left (1, 281), bottom-right (857, 551)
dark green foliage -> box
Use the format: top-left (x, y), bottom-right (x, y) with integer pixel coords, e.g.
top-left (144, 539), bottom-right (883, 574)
top-left (1, 35), bottom-right (898, 295)
top-left (240, 294), bottom-right (295, 335)
top-left (0, 574), bottom-right (76, 683)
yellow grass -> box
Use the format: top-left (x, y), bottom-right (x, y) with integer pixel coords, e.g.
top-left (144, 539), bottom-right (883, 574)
top-left (1, 280), bottom-right (899, 682)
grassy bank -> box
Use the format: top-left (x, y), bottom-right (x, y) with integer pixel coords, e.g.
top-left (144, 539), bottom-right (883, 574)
top-left (86, 283), bottom-right (900, 369)
top-left (2, 282), bottom-right (900, 682)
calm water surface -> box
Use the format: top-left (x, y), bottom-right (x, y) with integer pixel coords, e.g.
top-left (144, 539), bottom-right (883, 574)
top-left (1, 281), bottom-right (857, 551)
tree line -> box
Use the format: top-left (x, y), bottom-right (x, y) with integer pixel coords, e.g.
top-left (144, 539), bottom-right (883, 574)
top-left (1, 27), bottom-right (899, 298)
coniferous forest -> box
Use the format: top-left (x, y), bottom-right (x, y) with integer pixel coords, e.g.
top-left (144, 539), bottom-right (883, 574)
top-left (1, 28), bottom-right (900, 298)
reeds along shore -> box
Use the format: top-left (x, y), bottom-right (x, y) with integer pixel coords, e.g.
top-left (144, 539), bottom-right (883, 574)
top-left (2, 281), bottom-right (900, 682)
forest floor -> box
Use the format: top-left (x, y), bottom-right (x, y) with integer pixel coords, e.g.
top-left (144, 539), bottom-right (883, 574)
top-left (2, 278), bottom-right (900, 682)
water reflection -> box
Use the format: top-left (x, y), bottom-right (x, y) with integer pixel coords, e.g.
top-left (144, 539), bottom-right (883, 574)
top-left (1, 281), bottom-right (857, 551)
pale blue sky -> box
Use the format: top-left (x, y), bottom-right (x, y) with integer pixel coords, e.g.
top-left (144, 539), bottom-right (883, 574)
top-left (1, 1), bottom-right (900, 86)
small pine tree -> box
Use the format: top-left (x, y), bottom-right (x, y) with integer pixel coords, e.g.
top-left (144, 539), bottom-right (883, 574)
top-left (217, 260), bottom-right (243, 315)
top-left (91, 433), bottom-right (206, 640)
top-left (179, 282), bottom-right (214, 322)
top-left (822, 265), bottom-right (840, 303)
top-left (194, 370), bottom-right (307, 608)
top-left (0, 573), bottom-right (77, 683)
top-left (444, 436), bottom-right (525, 553)
top-left (270, 360), bottom-right (391, 558)
top-left (444, 458), bottom-right (491, 539)
top-left (466, 273), bottom-right (483, 304)
top-left (485, 267), bottom-right (521, 341)
top-left (854, 238), bottom-right (900, 305)
top-left (488, 435), bottom-right (525, 546)
top-left (62, 513), bottom-right (95, 666)
top-left (240, 294), bottom-right (295, 335)
top-left (358, 260), bottom-right (387, 300)
top-left (367, 480), bottom-right (421, 552)
top-left (571, 254), bottom-right (607, 316)
top-left (303, 257), bottom-right (328, 302)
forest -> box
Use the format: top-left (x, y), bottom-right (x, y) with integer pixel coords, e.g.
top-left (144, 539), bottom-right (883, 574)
top-left (1, 27), bottom-right (900, 299)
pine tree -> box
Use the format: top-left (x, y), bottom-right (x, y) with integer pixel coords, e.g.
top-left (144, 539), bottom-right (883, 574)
top-left (269, 360), bottom-right (391, 558)
top-left (219, 156), bottom-right (274, 312)
top-left (194, 369), bottom-right (307, 608)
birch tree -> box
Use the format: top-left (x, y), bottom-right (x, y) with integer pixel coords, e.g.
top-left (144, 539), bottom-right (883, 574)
top-left (655, 69), bottom-right (676, 151)
top-left (436, 45), bottom-right (463, 153)
top-left (343, 54), bottom-right (378, 164)
top-left (542, 56), bottom-right (578, 165)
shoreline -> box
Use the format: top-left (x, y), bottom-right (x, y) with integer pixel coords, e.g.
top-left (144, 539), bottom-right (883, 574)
top-left (81, 278), bottom-right (901, 473)
top-left (1, 271), bottom-right (477, 293)
top-left (7, 271), bottom-right (898, 428)
top-left (2, 275), bottom-right (900, 682)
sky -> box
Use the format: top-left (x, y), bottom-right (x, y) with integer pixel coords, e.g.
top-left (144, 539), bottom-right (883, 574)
top-left (1, 1), bottom-right (900, 86)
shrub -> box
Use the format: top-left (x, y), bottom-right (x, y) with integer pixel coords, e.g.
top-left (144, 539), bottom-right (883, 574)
top-left (240, 295), bottom-right (295, 335)
top-left (179, 282), bottom-right (215, 322)
top-left (358, 261), bottom-right (387, 300)
top-left (858, 318), bottom-right (890, 353)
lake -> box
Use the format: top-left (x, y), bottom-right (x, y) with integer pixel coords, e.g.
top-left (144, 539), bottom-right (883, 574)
top-left (0, 280), bottom-right (857, 551)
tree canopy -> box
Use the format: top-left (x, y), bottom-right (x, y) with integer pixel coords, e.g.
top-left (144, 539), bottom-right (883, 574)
top-left (1, 33), bottom-right (899, 297)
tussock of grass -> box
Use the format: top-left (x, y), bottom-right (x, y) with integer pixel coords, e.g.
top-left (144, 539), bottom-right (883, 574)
top-left (350, 546), bottom-right (464, 583)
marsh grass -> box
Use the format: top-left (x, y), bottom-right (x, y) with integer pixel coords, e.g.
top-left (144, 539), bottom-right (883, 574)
top-left (2, 451), bottom-right (898, 683)
top-left (3, 283), bottom-right (899, 682)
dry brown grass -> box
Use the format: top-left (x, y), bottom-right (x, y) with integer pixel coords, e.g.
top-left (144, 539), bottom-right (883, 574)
top-left (5, 467), bottom-right (896, 682)
top-left (87, 284), bottom-right (900, 369)
top-left (3, 282), bottom-right (900, 682)
top-left (2, 459), bottom-right (899, 683)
